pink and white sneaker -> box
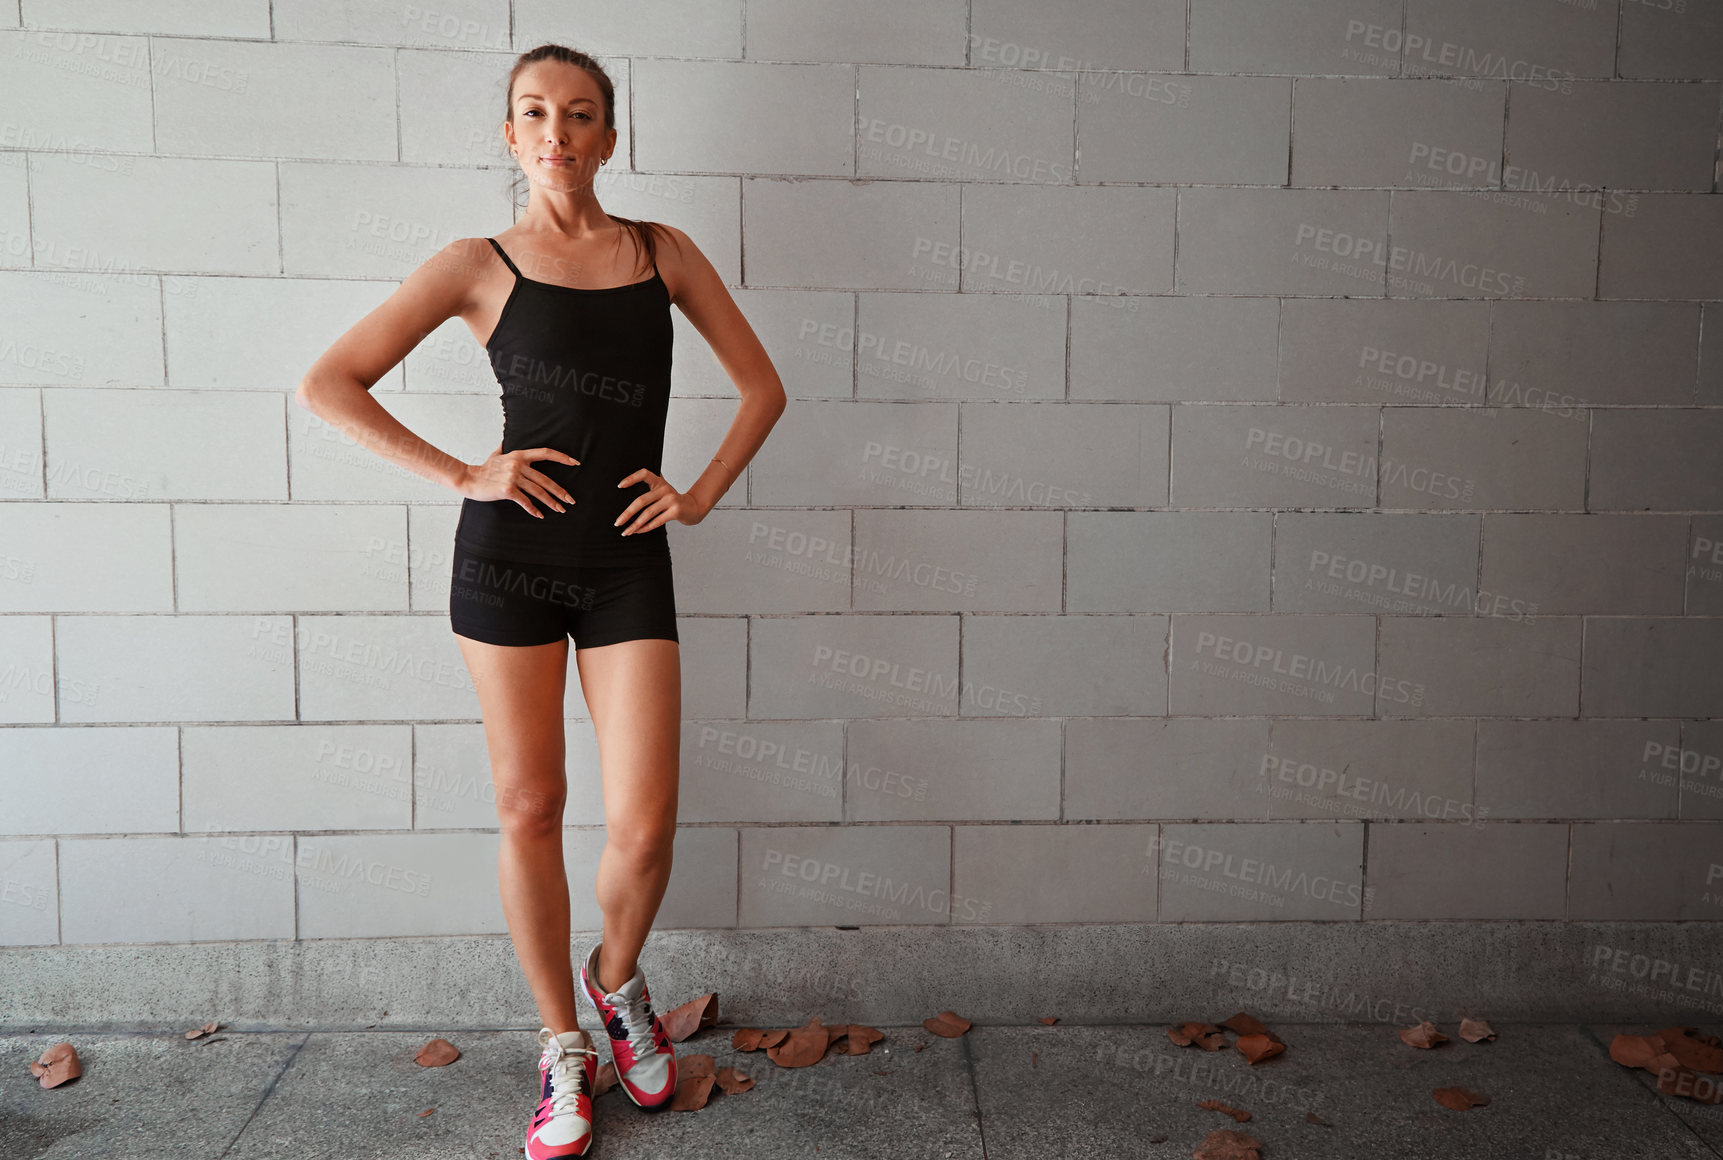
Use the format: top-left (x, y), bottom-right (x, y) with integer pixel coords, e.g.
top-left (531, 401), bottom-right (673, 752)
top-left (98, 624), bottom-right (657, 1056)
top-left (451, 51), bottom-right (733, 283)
top-left (578, 941), bottom-right (678, 1109)
top-left (526, 1026), bottom-right (599, 1159)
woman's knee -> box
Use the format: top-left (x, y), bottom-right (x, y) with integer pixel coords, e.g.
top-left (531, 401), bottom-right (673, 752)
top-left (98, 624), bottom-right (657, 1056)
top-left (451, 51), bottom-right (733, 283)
top-left (495, 779), bottom-right (567, 837)
top-left (603, 819), bottom-right (677, 866)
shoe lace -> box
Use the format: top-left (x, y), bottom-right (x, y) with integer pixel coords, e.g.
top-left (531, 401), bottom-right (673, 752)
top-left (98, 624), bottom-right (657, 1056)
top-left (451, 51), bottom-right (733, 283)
top-left (544, 1041), bottom-right (598, 1117)
top-left (616, 993), bottom-right (659, 1060)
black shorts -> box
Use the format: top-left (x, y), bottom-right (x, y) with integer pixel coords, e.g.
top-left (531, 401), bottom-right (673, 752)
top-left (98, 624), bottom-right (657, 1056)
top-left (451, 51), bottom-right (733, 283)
top-left (448, 544), bottom-right (679, 649)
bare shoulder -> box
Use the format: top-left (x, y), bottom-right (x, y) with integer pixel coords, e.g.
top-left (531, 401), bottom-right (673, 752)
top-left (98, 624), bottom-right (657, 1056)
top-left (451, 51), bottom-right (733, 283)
top-left (416, 236), bottom-right (498, 303)
top-left (300, 236), bottom-right (499, 391)
top-left (646, 222), bottom-right (719, 310)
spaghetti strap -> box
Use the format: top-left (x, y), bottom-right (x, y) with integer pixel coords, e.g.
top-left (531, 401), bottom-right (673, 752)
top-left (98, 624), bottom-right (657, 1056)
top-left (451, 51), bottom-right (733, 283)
top-left (486, 236), bottom-right (522, 279)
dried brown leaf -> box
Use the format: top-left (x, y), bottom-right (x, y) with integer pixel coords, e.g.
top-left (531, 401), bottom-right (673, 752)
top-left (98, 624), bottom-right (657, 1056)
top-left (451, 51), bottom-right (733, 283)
top-left (1038, 1016), bottom-right (1059, 1025)
top-left (680, 1052), bottom-right (716, 1080)
top-left (1236, 1034), bottom-right (1285, 1065)
top-left (923, 1010), bottom-right (972, 1038)
top-left (765, 1022), bottom-right (829, 1068)
top-left (1658, 1026), bottom-right (1723, 1075)
top-left (1169, 1022), bottom-right (1229, 1051)
top-left (1432, 1086), bottom-right (1490, 1110)
top-left (714, 1065), bottom-right (755, 1095)
top-left (31, 1043), bottom-right (80, 1089)
top-left (837, 1024), bottom-right (884, 1055)
top-left (1399, 1021), bottom-right (1448, 1049)
top-left (1458, 1018), bottom-right (1497, 1043)
top-left (659, 993), bottom-right (718, 1044)
top-left (731, 1027), bottom-right (765, 1051)
top-left (1191, 1126), bottom-right (1262, 1159)
top-left (417, 1108), bottom-right (434, 1117)
top-left (812, 1018), bottom-right (847, 1051)
top-left (670, 1073), bottom-right (715, 1111)
top-left (1306, 1110), bottom-right (1332, 1126)
top-left (1197, 1098), bottom-right (1252, 1122)
top-left (759, 1028), bottom-right (789, 1050)
top-left (1219, 1013), bottom-right (1274, 1040)
top-left (184, 1021), bottom-right (221, 1040)
top-left (413, 1038), bottom-right (460, 1067)
top-left (1609, 1033), bottom-right (1668, 1071)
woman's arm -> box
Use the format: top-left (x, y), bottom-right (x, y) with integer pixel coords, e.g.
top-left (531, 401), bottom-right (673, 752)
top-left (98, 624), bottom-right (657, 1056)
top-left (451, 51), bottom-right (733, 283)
top-left (294, 238), bottom-right (488, 494)
top-left (660, 224), bottom-right (787, 519)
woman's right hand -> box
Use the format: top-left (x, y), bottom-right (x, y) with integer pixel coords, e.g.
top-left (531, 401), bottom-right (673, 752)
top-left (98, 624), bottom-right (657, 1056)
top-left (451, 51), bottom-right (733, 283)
top-left (459, 443), bottom-right (579, 518)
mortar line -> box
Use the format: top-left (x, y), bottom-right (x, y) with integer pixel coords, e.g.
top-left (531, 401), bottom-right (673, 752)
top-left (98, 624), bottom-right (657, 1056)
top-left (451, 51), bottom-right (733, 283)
top-left (1612, 0), bottom-right (1623, 81)
top-left (1184, 0), bottom-right (1190, 73)
top-left (1712, 84), bottom-right (1722, 195)
top-left (48, 609), bottom-right (60, 728)
top-left (1359, 817), bottom-right (1371, 919)
top-left (292, 835), bottom-right (301, 938)
top-left (1563, 819), bottom-right (1574, 920)
top-left (1468, 717), bottom-right (1480, 822)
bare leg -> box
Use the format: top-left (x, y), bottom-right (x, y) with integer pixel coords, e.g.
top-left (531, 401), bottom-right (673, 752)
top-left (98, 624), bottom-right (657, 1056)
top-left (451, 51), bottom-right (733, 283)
top-left (454, 634), bottom-right (581, 1036)
top-left (573, 637), bottom-right (681, 993)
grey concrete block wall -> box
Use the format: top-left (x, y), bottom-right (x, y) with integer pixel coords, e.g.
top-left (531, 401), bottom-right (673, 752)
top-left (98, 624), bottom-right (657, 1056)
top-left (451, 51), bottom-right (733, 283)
top-left (1, 0), bottom-right (1721, 977)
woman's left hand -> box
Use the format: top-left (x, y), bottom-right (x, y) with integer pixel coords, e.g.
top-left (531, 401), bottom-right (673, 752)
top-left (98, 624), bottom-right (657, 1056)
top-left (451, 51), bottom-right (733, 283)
top-left (614, 468), bottom-right (708, 535)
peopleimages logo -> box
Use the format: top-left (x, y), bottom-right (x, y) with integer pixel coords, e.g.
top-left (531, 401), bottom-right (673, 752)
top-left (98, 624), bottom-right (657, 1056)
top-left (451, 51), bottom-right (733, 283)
top-left (1341, 21), bottom-right (1576, 93)
top-left (1191, 629), bottom-right (1426, 708)
top-left (855, 115), bottom-right (1072, 183)
top-left (810, 645), bottom-right (956, 697)
top-left (1147, 835), bottom-right (1372, 911)
top-left (1304, 549), bottom-right (1538, 622)
top-left (759, 848), bottom-right (992, 922)
top-left (1586, 942), bottom-right (1723, 1017)
top-left (1260, 752), bottom-right (1488, 826)
top-left (199, 835), bottom-right (435, 898)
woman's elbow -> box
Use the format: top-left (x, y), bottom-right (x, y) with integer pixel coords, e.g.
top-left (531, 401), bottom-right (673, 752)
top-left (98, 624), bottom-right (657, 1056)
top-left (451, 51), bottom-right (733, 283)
top-left (297, 370), bottom-right (365, 413)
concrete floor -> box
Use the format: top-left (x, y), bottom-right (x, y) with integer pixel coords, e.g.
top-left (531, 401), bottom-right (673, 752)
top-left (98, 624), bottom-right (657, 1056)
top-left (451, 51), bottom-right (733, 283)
top-left (2, 1022), bottom-right (1719, 1159)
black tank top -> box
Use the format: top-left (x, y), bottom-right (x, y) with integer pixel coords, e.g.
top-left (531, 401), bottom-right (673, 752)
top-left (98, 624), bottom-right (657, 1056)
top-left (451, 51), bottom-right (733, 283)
top-left (453, 235), bottom-right (674, 567)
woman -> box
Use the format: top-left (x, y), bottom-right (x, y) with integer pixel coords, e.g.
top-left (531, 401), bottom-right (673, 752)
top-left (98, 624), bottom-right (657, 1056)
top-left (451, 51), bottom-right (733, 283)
top-left (296, 44), bottom-right (785, 1158)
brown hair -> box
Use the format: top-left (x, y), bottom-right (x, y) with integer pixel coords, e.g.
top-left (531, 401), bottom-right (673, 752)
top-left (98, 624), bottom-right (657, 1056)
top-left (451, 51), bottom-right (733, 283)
top-left (503, 44), bottom-right (667, 279)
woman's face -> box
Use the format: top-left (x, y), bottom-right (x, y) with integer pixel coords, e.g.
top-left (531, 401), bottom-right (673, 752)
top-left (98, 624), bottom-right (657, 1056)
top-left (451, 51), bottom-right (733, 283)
top-left (507, 60), bottom-right (617, 193)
